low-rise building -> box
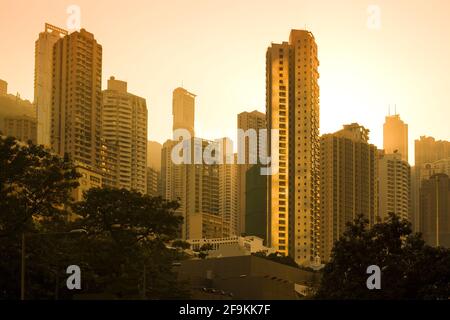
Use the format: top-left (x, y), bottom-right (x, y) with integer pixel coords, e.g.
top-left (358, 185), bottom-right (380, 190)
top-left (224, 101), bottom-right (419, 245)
top-left (175, 255), bottom-right (320, 300)
top-left (188, 236), bottom-right (275, 258)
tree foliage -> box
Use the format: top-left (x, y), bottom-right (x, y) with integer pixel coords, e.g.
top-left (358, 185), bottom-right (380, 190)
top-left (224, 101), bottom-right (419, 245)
top-left (65, 188), bottom-right (189, 299)
top-left (316, 213), bottom-right (450, 299)
top-left (0, 137), bottom-right (190, 300)
top-left (0, 136), bottom-right (79, 238)
top-left (0, 137), bottom-right (79, 299)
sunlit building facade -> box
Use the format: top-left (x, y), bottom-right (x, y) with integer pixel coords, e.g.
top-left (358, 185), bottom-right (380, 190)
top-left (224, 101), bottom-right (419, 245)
top-left (383, 114), bottom-right (408, 163)
top-left (172, 87), bottom-right (195, 137)
top-left (51, 28), bottom-right (102, 168)
top-left (266, 30), bottom-right (321, 266)
top-left (34, 23), bottom-right (68, 147)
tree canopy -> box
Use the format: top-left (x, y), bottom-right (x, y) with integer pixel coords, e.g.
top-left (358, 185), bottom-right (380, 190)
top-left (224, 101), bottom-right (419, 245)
top-left (0, 137), bottom-right (189, 300)
top-left (316, 213), bottom-right (450, 300)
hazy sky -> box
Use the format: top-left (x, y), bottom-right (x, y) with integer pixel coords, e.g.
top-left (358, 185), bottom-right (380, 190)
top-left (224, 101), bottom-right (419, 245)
top-left (1, 0), bottom-right (449, 164)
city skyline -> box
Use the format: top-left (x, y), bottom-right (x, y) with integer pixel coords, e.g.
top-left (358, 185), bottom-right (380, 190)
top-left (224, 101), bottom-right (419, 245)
top-left (1, 0), bottom-right (450, 165)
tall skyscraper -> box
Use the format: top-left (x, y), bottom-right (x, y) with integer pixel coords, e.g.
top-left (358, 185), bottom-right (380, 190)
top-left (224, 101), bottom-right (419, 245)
top-left (172, 87), bottom-right (195, 137)
top-left (266, 30), bottom-right (320, 266)
top-left (320, 123), bottom-right (378, 262)
top-left (420, 173), bottom-right (450, 247)
top-left (161, 139), bottom-right (182, 202)
top-left (378, 151), bottom-right (410, 221)
top-left (102, 76), bottom-right (148, 194)
top-left (412, 136), bottom-right (450, 231)
top-left (0, 79), bottom-right (7, 96)
top-left (147, 141), bottom-right (162, 197)
top-left (51, 28), bottom-right (102, 168)
top-left (237, 110), bottom-right (266, 234)
top-left (34, 23), bottom-right (68, 147)
top-left (383, 113), bottom-right (408, 163)
top-left (147, 167), bottom-right (161, 197)
top-left (415, 136), bottom-right (450, 167)
top-left (419, 157), bottom-right (450, 181)
top-left (219, 141), bottom-right (238, 237)
top-left (163, 87), bottom-right (197, 238)
top-left (183, 138), bottom-right (221, 239)
top-left (245, 164), bottom-right (268, 241)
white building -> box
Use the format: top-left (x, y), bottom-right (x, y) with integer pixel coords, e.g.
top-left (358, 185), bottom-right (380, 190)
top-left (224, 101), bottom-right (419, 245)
top-left (188, 236), bottom-right (276, 258)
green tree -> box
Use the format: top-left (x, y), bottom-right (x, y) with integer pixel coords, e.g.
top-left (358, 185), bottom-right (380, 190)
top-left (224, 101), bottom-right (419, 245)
top-left (316, 213), bottom-right (450, 299)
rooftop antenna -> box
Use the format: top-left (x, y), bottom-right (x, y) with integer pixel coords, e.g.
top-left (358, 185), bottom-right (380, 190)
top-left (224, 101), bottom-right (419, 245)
top-left (388, 104), bottom-right (390, 116)
top-left (394, 104), bottom-right (397, 115)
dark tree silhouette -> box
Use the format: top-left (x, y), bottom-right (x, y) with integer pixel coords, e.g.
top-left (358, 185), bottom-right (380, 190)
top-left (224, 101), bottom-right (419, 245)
top-left (316, 213), bottom-right (450, 300)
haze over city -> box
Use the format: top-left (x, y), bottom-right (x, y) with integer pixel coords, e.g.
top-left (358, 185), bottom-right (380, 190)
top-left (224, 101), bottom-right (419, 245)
top-left (1, 0), bottom-right (450, 165)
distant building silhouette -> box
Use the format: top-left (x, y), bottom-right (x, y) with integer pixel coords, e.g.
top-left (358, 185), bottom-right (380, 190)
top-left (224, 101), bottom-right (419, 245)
top-left (245, 164), bottom-right (267, 241)
top-left (172, 87), bottom-right (195, 137)
top-left (420, 173), bottom-right (450, 247)
top-left (383, 113), bottom-right (408, 163)
top-left (412, 136), bottom-right (450, 231)
top-left (237, 110), bottom-right (266, 235)
top-left (0, 83), bottom-right (37, 143)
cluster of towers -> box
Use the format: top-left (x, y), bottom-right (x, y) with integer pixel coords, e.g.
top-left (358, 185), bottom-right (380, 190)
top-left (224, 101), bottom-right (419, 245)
top-left (1, 26), bottom-right (449, 267)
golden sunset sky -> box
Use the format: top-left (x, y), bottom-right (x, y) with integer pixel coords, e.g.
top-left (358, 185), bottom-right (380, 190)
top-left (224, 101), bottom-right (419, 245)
top-left (1, 0), bottom-right (449, 164)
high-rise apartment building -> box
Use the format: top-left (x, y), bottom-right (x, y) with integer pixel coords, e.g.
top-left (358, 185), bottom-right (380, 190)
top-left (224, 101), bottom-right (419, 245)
top-left (147, 167), bottom-right (161, 197)
top-left (51, 28), bottom-right (102, 168)
top-left (34, 23), bottom-right (68, 147)
top-left (162, 136), bottom-right (235, 240)
top-left (161, 139), bottom-right (182, 202)
top-left (172, 87), bottom-right (195, 137)
top-left (219, 142), bottom-right (238, 237)
top-left (245, 164), bottom-right (268, 241)
top-left (183, 138), bottom-right (221, 239)
top-left (0, 91), bottom-right (37, 143)
top-left (102, 76), bottom-right (147, 194)
top-left (0, 79), bottom-right (7, 96)
top-left (320, 123), bottom-right (378, 262)
top-left (412, 136), bottom-right (450, 231)
top-left (266, 30), bottom-right (320, 266)
top-left (147, 140), bottom-right (162, 171)
top-left (420, 173), bottom-right (450, 247)
top-left (237, 110), bottom-right (266, 234)
top-left (147, 141), bottom-right (162, 197)
top-left (383, 114), bottom-right (408, 162)
top-left (419, 157), bottom-right (450, 181)
top-left (378, 151), bottom-right (410, 221)
top-left (161, 87), bottom-right (195, 222)
top-left (415, 136), bottom-right (450, 167)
